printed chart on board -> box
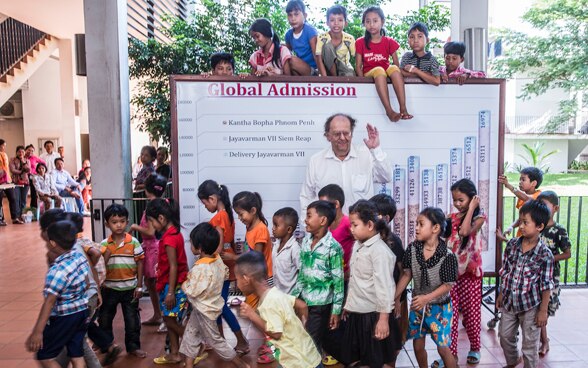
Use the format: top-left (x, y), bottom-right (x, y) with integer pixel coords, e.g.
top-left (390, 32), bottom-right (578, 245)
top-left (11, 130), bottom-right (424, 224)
top-left (172, 79), bottom-right (502, 272)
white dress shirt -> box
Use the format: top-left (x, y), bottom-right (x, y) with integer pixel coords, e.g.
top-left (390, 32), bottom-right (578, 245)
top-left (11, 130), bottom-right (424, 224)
top-left (51, 169), bottom-right (78, 192)
top-left (300, 144), bottom-right (392, 215)
top-left (40, 152), bottom-right (62, 173)
top-left (345, 234), bottom-right (397, 313)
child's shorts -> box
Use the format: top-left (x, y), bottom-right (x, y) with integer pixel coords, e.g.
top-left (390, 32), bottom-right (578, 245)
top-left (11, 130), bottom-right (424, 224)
top-left (407, 301), bottom-right (453, 347)
top-left (548, 279), bottom-right (561, 316)
top-left (142, 238), bottom-right (159, 279)
top-left (159, 284), bottom-right (188, 319)
top-left (36, 309), bottom-right (89, 360)
top-left (365, 65), bottom-right (400, 78)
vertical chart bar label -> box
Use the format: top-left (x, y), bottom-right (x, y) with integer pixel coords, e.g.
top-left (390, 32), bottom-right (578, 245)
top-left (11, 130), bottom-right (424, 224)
top-left (393, 167), bottom-right (406, 246)
top-left (464, 136), bottom-right (477, 181)
top-left (407, 156), bottom-right (420, 245)
top-left (478, 110), bottom-right (491, 250)
top-left (436, 164), bottom-right (449, 214)
top-left (422, 169), bottom-right (434, 209)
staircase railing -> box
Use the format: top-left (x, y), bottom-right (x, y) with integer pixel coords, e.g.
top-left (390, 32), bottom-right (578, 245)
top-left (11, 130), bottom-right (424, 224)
top-left (0, 17), bottom-right (46, 78)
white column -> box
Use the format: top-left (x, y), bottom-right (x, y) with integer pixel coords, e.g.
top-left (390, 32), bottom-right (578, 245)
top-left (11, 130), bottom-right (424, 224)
top-left (58, 39), bottom-right (80, 174)
top-left (84, 0), bottom-right (132, 237)
top-left (451, 0), bottom-right (488, 71)
top-left (84, 0), bottom-right (132, 198)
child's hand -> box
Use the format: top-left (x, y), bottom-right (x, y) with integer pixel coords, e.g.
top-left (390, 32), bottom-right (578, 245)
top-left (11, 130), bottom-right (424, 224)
top-left (404, 65), bottom-right (417, 74)
top-left (239, 302), bottom-right (255, 320)
top-left (329, 314), bottom-right (340, 330)
top-left (456, 74), bottom-right (468, 85)
top-left (134, 287), bottom-right (143, 300)
top-left (374, 317), bottom-right (390, 340)
top-left (393, 298), bottom-right (402, 319)
top-left (441, 73), bottom-right (449, 83)
top-left (341, 309), bottom-right (349, 321)
top-left (164, 292), bottom-right (176, 310)
top-left (498, 174), bottom-right (510, 187)
top-left (496, 293), bottom-right (502, 309)
top-left (130, 224), bottom-right (139, 232)
top-left (496, 228), bottom-right (508, 243)
top-left (411, 294), bottom-right (430, 311)
top-left (469, 195), bottom-right (480, 211)
top-left (238, 73), bottom-right (249, 79)
top-left (26, 331), bottom-right (43, 352)
top-left (200, 71), bottom-right (213, 78)
top-left (535, 309), bottom-right (548, 327)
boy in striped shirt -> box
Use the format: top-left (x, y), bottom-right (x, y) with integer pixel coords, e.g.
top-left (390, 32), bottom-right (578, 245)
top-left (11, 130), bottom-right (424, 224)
top-left (100, 204), bottom-right (146, 358)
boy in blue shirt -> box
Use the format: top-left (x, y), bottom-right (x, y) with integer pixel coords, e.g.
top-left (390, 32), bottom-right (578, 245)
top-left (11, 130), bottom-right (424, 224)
top-left (26, 220), bottom-right (91, 368)
top-left (284, 0), bottom-right (318, 76)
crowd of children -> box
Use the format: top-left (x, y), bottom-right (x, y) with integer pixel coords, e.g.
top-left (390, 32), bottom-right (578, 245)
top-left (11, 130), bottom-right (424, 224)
top-left (25, 162), bottom-right (572, 368)
top-left (201, 1), bottom-right (486, 122)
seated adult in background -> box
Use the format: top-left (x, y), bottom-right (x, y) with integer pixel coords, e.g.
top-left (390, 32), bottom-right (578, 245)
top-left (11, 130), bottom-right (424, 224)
top-left (33, 163), bottom-right (63, 210)
top-left (58, 145), bottom-right (65, 159)
top-left (51, 157), bottom-right (84, 215)
top-left (155, 147), bottom-right (171, 180)
top-left (78, 159), bottom-right (91, 178)
top-left (39, 140), bottom-right (61, 173)
top-left (300, 113), bottom-right (392, 215)
top-left (9, 145), bottom-right (31, 220)
top-left (0, 138), bottom-right (21, 225)
top-left (78, 166), bottom-right (92, 210)
top-left (134, 145), bottom-right (156, 191)
top-left (25, 144), bottom-right (46, 209)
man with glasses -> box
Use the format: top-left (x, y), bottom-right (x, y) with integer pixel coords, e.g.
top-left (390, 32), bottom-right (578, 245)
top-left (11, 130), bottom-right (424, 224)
top-left (300, 113), bottom-right (392, 215)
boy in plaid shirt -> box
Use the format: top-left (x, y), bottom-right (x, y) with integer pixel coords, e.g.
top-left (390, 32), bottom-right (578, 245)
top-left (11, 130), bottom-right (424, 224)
top-left (26, 220), bottom-right (90, 367)
top-left (498, 200), bottom-right (554, 368)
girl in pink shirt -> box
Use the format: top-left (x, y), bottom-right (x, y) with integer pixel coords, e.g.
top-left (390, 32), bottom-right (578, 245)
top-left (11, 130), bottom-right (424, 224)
top-left (248, 18), bottom-right (292, 76)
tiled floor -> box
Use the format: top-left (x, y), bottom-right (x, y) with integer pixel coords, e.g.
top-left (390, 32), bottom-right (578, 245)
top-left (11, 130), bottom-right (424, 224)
top-left (1, 218), bottom-right (587, 367)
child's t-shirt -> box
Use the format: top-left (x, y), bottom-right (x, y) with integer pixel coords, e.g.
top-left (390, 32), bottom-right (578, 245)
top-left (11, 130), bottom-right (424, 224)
top-left (515, 190), bottom-right (542, 236)
top-left (44, 250), bottom-right (90, 316)
top-left (245, 221), bottom-right (273, 277)
top-left (355, 36), bottom-right (400, 74)
top-left (182, 255), bottom-right (228, 320)
top-left (447, 212), bottom-right (487, 278)
top-left (156, 226), bottom-right (189, 292)
top-left (291, 231), bottom-right (344, 314)
top-left (258, 287), bottom-right (322, 368)
top-left (330, 215), bottom-right (354, 274)
top-left (400, 51), bottom-right (440, 76)
top-left (100, 233), bottom-right (144, 291)
top-left (315, 31), bottom-right (355, 69)
top-left (439, 65), bottom-right (486, 78)
top-left (540, 223), bottom-right (571, 281)
top-left (209, 210), bottom-right (236, 280)
top-left (285, 23), bottom-right (318, 68)
top-left (249, 44), bottom-right (292, 75)
top-left (272, 236), bottom-right (301, 294)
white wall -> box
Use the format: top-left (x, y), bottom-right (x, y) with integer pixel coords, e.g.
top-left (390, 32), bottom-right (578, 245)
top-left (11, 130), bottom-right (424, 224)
top-left (507, 77), bottom-right (568, 118)
top-left (0, 119), bottom-right (24, 155)
top-left (505, 136), bottom-right (569, 173)
top-left (21, 56), bottom-right (78, 173)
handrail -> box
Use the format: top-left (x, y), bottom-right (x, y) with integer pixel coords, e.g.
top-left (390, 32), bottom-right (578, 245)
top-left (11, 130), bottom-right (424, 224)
top-left (0, 17), bottom-right (46, 77)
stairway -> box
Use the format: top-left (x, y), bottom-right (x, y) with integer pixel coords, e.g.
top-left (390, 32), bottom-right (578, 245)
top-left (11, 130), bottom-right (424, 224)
top-left (0, 17), bottom-right (58, 106)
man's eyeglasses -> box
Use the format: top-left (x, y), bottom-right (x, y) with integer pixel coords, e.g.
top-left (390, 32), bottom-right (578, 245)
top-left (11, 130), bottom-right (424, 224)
top-left (329, 131), bottom-right (352, 139)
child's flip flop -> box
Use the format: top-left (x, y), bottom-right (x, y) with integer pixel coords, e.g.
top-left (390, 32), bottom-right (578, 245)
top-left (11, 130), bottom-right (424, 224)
top-left (322, 355), bottom-right (339, 366)
top-left (467, 351), bottom-right (481, 364)
top-left (153, 355), bottom-right (181, 365)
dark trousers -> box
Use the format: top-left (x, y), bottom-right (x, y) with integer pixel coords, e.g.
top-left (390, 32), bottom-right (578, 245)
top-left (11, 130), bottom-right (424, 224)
top-left (88, 306), bottom-right (113, 352)
top-left (15, 185), bottom-right (29, 214)
top-left (99, 288), bottom-right (141, 352)
top-left (306, 304), bottom-right (333, 354)
top-left (0, 187), bottom-right (19, 221)
top-left (29, 177), bottom-right (38, 208)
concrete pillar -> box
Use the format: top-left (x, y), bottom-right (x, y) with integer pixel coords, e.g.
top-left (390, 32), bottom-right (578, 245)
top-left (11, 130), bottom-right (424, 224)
top-left (84, 0), bottom-right (132, 237)
top-left (451, 0), bottom-right (488, 70)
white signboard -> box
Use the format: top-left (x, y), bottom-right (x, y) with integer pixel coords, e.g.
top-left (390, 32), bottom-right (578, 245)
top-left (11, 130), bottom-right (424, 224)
top-left (171, 77), bottom-right (504, 273)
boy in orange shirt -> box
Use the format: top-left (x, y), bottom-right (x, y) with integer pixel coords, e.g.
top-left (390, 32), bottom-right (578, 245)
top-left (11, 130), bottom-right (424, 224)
top-left (499, 167), bottom-right (543, 237)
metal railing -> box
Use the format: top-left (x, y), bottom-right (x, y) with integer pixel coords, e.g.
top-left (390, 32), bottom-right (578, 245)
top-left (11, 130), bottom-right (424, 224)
top-left (505, 115), bottom-right (569, 134)
top-left (0, 17), bottom-right (46, 77)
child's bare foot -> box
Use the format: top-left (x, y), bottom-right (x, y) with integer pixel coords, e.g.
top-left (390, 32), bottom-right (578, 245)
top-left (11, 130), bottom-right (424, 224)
top-left (142, 316), bottom-right (163, 325)
top-left (386, 110), bottom-right (401, 122)
top-left (130, 349), bottom-right (147, 358)
top-left (539, 339), bottom-right (550, 356)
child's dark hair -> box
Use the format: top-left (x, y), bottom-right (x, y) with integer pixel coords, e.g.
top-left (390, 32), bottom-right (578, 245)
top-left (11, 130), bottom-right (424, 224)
top-left (210, 52), bottom-right (235, 71)
top-left (47, 220), bottom-right (78, 250)
top-left (190, 223), bottom-right (220, 256)
top-left (326, 4), bottom-right (347, 22)
top-left (444, 41), bottom-right (466, 57)
top-left (16, 145), bottom-right (25, 153)
top-left (104, 203), bottom-right (129, 221)
top-left (520, 167), bottom-right (544, 188)
top-left (64, 212), bottom-right (84, 233)
top-left (36, 162), bottom-right (48, 172)
top-left (450, 178), bottom-right (481, 250)
top-left (349, 199), bottom-right (390, 240)
top-left (249, 19), bottom-right (282, 69)
top-left (408, 22), bottom-right (429, 38)
top-left (142, 145), bottom-right (157, 160)
top-left (146, 198), bottom-right (181, 233)
top-left (236, 251), bottom-right (267, 281)
top-left (273, 207), bottom-right (299, 229)
top-left (519, 199), bottom-right (550, 229)
top-left (318, 184), bottom-right (345, 207)
top-left (198, 179), bottom-right (234, 225)
top-left (233, 191), bottom-right (267, 226)
top-left (145, 173), bottom-right (168, 198)
top-left (362, 6), bottom-right (386, 50)
top-left (307, 200), bottom-right (336, 227)
top-left (40, 208), bottom-right (65, 231)
top-left (369, 193), bottom-right (397, 220)
top-left (286, 0), bottom-right (305, 13)
top-left (420, 207), bottom-right (448, 238)
top-left (537, 190), bottom-right (559, 206)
